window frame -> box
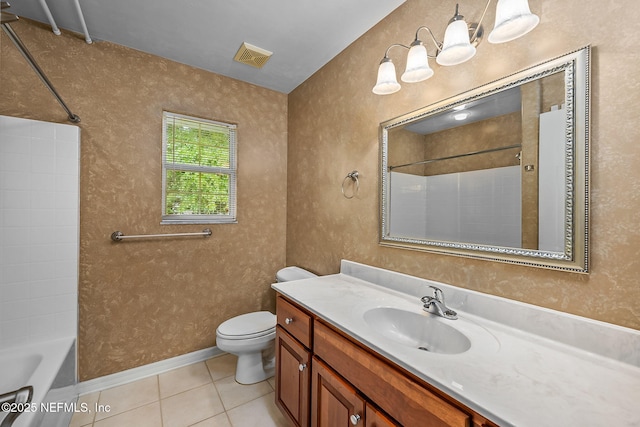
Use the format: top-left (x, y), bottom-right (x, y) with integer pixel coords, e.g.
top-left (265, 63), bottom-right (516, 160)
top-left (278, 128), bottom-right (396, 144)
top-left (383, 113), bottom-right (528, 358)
top-left (161, 111), bottom-right (237, 225)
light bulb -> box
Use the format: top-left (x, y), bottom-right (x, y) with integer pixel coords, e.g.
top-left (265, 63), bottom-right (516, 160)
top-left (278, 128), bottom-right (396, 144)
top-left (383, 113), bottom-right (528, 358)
top-left (437, 19), bottom-right (476, 66)
top-left (401, 44), bottom-right (434, 83)
top-left (489, 0), bottom-right (540, 43)
top-left (372, 59), bottom-right (401, 95)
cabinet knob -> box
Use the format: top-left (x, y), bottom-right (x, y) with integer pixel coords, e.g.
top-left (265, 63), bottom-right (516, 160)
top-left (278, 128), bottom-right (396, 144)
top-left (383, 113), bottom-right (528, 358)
top-left (298, 363), bottom-right (307, 371)
top-left (350, 414), bottom-right (361, 425)
top-left (285, 317), bottom-right (294, 324)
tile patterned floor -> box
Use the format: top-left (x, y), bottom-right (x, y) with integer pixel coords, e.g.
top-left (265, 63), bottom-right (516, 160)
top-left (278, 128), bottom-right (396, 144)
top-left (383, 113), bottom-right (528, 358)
top-left (69, 354), bottom-right (290, 427)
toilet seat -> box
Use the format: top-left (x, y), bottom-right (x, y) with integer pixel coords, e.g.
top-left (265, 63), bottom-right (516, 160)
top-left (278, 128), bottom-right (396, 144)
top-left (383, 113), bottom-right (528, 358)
top-left (217, 328), bottom-right (275, 340)
top-left (216, 311), bottom-right (276, 340)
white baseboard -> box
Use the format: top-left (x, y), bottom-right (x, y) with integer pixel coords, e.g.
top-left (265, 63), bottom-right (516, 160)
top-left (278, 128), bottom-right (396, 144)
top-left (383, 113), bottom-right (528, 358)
top-left (76, 346), bottom-right (224, 396)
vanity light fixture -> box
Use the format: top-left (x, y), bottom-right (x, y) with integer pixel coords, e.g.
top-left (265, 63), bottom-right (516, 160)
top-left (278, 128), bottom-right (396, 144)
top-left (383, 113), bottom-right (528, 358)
top-left (372, 0), bottom-right (540, 95)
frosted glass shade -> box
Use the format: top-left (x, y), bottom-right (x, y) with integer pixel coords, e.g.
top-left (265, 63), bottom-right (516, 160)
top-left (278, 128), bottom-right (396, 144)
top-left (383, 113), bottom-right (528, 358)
top-left (436, 20), bottom-right (476, 66)
top-left (372, 60), bottom-right (401, 95)
top-left (401, 44), bottom-right (434, 83)
top-left (488, 0), bottom-right (540, 43)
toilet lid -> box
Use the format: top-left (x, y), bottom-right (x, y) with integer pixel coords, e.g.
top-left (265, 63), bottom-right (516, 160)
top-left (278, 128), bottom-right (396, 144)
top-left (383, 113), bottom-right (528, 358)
top-left (217, 311), bottom-right (276, 338)
top-left (276, 266), bottom-right (317, 282)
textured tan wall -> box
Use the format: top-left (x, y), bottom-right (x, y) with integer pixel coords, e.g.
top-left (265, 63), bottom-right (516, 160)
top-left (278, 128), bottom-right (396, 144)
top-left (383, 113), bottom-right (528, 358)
top-left (387, 127), bottom-right (425, 176)
top-left (288, 0), bottom-right (640, 330)
top-left (1, 20), bottom-right (287, 380)
top-left (521, 80), bottom-right (541, 249)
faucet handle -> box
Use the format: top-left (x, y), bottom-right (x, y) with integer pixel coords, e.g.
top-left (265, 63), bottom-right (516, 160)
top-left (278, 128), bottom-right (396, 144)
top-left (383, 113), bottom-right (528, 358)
top-left (428, 286), bottom-right (445, 304)
top-left (420, 295), bottom-right (435, 304)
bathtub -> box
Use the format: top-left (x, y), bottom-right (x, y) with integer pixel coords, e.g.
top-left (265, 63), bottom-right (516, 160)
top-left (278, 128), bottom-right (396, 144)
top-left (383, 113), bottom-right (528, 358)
top-left (0, 338), bottom-right (76, 427)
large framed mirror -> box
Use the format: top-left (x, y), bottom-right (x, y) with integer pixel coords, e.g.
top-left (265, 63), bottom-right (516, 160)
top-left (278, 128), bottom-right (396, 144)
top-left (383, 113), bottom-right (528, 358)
top-left (380, 47), bottom-right (590, 272)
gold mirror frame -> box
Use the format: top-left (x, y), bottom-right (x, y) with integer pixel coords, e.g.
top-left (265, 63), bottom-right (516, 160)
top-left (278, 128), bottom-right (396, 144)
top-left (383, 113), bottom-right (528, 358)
top-left (379, 47), bottom-right (590, 273)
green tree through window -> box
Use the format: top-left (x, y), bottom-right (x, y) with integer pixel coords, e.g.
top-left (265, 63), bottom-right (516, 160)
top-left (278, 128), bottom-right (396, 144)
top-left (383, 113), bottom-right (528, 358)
top-left (162, 112), bottom-right (237, 223)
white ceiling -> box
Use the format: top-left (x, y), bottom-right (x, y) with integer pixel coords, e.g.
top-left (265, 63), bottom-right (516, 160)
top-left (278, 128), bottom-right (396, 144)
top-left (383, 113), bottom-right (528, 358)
top-left (6, 0), bottom-right (407, 93)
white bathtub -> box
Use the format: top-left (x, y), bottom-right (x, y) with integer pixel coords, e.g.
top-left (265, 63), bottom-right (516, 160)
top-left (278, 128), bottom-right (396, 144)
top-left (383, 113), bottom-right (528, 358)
top-left (0, 338), bottom-right (75, 427)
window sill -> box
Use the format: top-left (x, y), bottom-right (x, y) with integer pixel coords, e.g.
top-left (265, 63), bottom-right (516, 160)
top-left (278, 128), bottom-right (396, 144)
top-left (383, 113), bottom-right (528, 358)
top-left (161, 218), bottom-right (237, 225)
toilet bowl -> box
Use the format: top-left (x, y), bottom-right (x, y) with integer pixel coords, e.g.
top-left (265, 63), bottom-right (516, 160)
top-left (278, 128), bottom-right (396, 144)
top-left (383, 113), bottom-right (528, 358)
top-left (216, 311), bottom-right (277, 384)
top-left (215, 266), bottom-right (317, 384)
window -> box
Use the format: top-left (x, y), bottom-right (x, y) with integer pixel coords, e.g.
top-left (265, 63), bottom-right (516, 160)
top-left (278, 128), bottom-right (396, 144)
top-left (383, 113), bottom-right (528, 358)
top-left (162, 112), bottom-right (237, 224)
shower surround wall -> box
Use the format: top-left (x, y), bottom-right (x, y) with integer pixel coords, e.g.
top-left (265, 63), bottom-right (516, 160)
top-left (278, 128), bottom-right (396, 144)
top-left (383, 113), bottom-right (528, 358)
top-left (0, 115), bottom-right (79, 347)
top-left (388, 167), bottom-right (522, 247)
top-left (0, 20), bottom-right (288, 380)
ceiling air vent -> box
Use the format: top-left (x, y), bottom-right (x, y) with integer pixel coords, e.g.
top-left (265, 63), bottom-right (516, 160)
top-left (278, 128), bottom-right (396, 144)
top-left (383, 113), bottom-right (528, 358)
top-left (233, 42), bottom-right (273, 69)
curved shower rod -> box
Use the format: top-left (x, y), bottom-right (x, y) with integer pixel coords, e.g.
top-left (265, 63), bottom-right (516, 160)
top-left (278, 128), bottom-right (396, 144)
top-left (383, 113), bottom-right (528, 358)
top-left (1, 3), bottom-right (80, 123)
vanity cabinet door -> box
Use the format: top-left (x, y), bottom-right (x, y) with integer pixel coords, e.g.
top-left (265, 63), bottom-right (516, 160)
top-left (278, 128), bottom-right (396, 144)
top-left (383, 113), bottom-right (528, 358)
top-left (275, 326), bottom-right (311, 427)
top-left (311, 357), bottom-right (365, 427)
top-left (366, 403), bottom-right (400, 427)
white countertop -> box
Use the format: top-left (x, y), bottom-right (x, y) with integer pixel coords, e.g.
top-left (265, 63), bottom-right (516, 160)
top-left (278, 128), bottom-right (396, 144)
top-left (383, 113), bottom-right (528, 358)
top-left (272, 261), bottom-right (640, 427)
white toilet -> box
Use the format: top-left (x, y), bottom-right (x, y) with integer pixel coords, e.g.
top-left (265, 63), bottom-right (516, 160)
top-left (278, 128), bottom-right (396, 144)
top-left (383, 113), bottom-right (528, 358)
top-left (215, 266), bottom-right (317, 384)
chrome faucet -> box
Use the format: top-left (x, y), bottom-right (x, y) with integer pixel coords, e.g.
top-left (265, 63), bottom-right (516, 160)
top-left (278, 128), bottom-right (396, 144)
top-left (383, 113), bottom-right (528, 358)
top-left (421, 286), bottom-right (457, 320)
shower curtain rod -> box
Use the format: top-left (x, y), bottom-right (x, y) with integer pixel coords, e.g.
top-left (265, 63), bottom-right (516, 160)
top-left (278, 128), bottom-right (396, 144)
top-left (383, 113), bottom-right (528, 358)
top-left (1, 8), bottom-right (81, 123)
top-left (388, 144), bottom-right (521, 171)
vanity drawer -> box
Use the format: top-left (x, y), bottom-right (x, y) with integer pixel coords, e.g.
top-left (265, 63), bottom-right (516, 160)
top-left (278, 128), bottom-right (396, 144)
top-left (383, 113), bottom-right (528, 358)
top-left (277, 297), bottom-right (312, 348)
top-left (314, 321), bottom-right (470, 427)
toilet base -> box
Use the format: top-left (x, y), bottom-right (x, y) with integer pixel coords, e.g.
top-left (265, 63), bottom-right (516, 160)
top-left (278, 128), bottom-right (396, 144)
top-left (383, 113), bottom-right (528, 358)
top-left (235, 351), bottom-right (275, 384)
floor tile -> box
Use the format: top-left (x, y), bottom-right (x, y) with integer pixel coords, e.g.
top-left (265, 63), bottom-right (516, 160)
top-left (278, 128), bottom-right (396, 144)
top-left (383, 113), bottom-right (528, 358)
top-left (93, 402), bottom-right (162, 427)
top-left (267, 376), bottom-right (276, 391)
top-left (205, 354), bottom-right (237, 381)
top-left (72, 355), bottom-right (289, 427)
top-left (190, 412), bottom-right (233, 427)
top-left (214, 375), bottom-right (272, 411)
top-left (159, 361), bottom-right (213, 398)
top-left (161, 383), bottom-right (225, 427)
top-left (226, 392), bottom-right (289, 427)
top-left (69, 391), bottom-right (100, 427)
top-left (95, 375), bottom-right (159, 421)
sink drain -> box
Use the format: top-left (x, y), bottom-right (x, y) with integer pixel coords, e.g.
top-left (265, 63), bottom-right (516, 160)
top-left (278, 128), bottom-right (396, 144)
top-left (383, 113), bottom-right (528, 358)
top-left (418, 346), bottom-right (431, 352)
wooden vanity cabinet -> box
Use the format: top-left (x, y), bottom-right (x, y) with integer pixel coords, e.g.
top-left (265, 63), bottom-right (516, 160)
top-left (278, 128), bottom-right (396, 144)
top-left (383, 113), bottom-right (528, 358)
top-left (314, 321), bottom-right (468, 427)
top-left (311, 357), bottom-right (399, 427)
top-left (275, 295), bottom-right (498, 427)
top-left (311, 357), bottom-right (364, 427)
top-left (277, 296), bottom-right (312, 347)
top-left (276, 327), bottom-right (311, 426)
top-left (275, 297), bottom-right (313, 427)
top-left (365, 403), bottom-right (401, 427)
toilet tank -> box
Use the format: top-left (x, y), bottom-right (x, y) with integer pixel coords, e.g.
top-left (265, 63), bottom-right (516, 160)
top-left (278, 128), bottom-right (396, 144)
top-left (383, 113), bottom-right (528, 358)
top-left (276, 266), bottom-right (317, 282)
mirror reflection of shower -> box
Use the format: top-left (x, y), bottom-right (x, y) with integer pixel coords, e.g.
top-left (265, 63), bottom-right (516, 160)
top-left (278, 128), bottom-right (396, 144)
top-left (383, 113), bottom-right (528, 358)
top-left (386, 76), bottom-right (566, 252)
top-left (380, 47), bottom-right (591, 272)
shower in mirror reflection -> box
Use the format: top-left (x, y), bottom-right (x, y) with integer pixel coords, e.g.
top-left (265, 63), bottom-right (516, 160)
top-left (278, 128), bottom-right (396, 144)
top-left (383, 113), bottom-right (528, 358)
top-left (373, 0), bottom-right (540, 95)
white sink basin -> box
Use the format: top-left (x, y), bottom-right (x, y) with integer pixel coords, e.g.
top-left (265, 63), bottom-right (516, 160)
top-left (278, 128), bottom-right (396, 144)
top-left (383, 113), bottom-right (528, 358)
top-left (363, 307), bottom-right (471, 354)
